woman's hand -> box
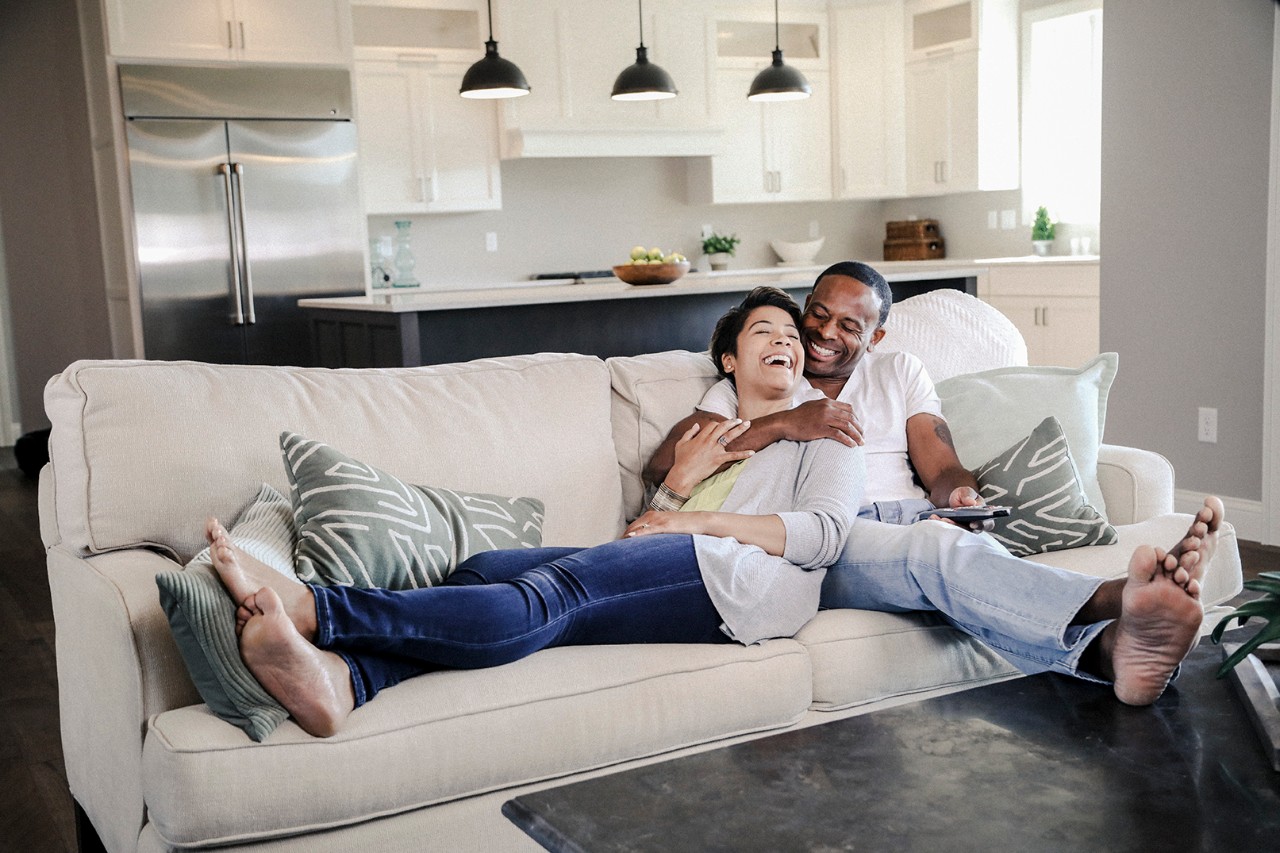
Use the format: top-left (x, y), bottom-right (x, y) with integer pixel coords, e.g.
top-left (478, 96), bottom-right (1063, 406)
top-left (623, 509), bottom-right (706, 539)
top-left (664, 418), bottom-right (754, 496)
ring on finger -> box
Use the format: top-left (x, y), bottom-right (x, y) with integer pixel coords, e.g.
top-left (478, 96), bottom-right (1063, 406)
top-left (717, 436), bottom-right (729, 446)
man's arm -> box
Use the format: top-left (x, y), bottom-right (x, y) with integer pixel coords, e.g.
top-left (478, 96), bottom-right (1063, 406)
top-left (905, 412), bottom-right (982, 509)
top-left (642, 400), bottom-right (863, 486)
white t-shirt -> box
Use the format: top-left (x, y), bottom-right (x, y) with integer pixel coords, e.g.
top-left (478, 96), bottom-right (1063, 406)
top-left (697, 350), bottom-right (943, 504)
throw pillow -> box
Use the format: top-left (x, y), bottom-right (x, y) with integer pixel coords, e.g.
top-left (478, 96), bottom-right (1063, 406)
top-left (935, 352), bottom-right (1118, 518)
top-left (282, 432), bottom-right (545, 589)
top-left (155, 483), bottom-right (298, 742)
top-left (974, 416), bottom-right (1117, 557)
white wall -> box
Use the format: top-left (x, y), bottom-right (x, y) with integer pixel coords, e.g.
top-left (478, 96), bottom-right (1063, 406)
top-left (1100, 0), bottom-right (1273, 508)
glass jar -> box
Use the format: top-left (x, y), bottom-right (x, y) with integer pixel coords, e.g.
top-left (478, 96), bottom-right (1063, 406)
top-left (392, 220), bottom-right (420, 288)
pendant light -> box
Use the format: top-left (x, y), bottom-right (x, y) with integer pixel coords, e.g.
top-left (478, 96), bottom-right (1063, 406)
top-left (611, 0), bottom-right (677, 101)
top-left (460, 0), bottom-right (530, 99)
top-left (747, 0), bottom-right (811, 101)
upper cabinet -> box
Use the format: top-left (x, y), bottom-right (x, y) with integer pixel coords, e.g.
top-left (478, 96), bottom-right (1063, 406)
top-left (104, 0), bottom-right (352, 64)
top-left (902, 0), bottom-right (1017, 196)
top-left (494, 0), bottom-right (718, 158)
top-left (351, 2), bottom-right (502, 213)
top-left (832, 0), bottom-right (905, 200)
top-left (688, 10), bottom-right (831, 204)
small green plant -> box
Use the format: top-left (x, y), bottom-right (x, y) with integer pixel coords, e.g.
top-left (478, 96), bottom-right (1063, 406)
top-left (701, 232), bottom-right (741, 256)
top-left (1031, 207), bottom-right (1056, 242)
top-left (1211, 571), bottom-right (1280, 677)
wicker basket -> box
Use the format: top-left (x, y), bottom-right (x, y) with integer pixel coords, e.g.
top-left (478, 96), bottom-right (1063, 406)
top-left (883, 238), bottom-right (946, 261)
top-left (885, 219), bottom-right (941, 240)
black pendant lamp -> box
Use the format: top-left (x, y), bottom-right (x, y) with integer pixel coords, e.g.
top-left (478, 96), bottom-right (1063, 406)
top-left (611, 0), bottom-right (677, 101)
top-left (460, 0), bottom-right (530, 99)
top-left (747, 0), bottom-right (811, 101)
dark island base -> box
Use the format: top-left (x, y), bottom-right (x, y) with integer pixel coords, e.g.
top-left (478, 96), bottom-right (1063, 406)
top-left (309, 279), bottom-right (971, 369)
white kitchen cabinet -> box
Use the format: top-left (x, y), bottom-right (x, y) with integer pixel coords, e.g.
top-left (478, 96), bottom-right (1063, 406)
top-left (979, 262), bottom-right (1100, 367)
top-left (354, 58), bottom-right (501, 214)
top-left (832, 1), bottom-right (905, 200)
top-left (104, 0), bottom-right (351, 64)
top-left (494, 0), bottom-right (718, 157)
top-left (902, 0), bottom-right (1017, 196)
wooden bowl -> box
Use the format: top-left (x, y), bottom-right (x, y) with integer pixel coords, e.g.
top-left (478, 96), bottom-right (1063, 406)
top-left (612, 261), bottom-right (691, 286)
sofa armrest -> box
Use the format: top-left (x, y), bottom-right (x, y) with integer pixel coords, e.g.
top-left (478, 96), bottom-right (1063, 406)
top-left (1096, 444), bottom-right (1174, 525)
top-left (47, 545), bottom-right (198, 853)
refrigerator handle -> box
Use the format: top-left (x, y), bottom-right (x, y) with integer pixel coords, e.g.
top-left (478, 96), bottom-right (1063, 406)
top-left (217, 163), bottom-right (246, 325)
top-left (232, 163), bottom-right (256, 324)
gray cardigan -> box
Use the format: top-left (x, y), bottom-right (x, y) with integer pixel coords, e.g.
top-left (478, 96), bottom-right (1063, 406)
top-left (692, 438), bottom-right (865, 645)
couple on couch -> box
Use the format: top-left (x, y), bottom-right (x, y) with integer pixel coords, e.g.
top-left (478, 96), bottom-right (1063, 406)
top-left (206, 262), bottom-right (1223, 738)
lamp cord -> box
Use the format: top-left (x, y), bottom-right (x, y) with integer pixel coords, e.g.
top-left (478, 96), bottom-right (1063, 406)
top-left (638, 0), bottom-right (645, 48)
top-left (485, 0), bottom-right (495, 42)
top-left (773, 0), bottom-right (780, 51)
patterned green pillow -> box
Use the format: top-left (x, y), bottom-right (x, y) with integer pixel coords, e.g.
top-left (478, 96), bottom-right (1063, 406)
top-left (974, 416), bottom-right (1117, 557)
top-left (282, 432), bottom-right (546, 589)
top-left (155, 483), bottom-right (297, 742)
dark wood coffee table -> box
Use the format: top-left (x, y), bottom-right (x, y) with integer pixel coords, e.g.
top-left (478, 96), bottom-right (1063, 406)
top-left (504, 638), bottom-right (1280, 852)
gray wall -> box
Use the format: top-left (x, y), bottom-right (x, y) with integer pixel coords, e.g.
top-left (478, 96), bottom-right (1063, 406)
top-left (1100, 0), bottom-right (1273, 501)
top-left (0, 0), bottom-right (113, 432)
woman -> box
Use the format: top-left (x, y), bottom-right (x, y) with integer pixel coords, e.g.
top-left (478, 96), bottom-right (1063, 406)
top-left (208, 287), bottom-right (866, 736)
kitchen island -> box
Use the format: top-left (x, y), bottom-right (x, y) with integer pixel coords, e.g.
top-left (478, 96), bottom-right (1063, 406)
top-left (300, 260), bottom-right (989, 368)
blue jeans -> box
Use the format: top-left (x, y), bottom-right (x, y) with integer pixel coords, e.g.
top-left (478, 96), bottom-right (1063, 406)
top-left (858, 498), bottom-right (938, 525)
top-left (311, 534), bottom-right (728, 707)
top-left (821, 518), bottom-right (1111, 681)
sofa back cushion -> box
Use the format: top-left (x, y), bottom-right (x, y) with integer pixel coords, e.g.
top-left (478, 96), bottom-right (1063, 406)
top-left (44, 354), bottom-right (624, 561)
top-left (874, 288), bottom-right (1028, 382)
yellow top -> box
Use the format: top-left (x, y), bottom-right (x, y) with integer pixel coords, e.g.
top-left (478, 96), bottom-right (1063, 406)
top-left (680, 461), bottom-right (748, 513)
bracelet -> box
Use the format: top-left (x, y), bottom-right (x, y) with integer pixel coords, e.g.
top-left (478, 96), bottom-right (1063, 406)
top-left (649, 482), bottom-right (690, 512)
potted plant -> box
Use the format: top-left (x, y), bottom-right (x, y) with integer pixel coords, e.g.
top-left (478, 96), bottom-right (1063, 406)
top-left (1211, 571), bottom-right (1280, 676)
top-left (1031, 207), bottom-right (1056, 256)
top-left (701, 232), bottom-right (741, 271)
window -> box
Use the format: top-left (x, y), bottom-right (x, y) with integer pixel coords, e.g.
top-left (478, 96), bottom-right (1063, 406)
top-left (1021, 2), bottom-right (1103, 226)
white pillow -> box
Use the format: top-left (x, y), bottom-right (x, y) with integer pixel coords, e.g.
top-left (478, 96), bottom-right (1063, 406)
top-left (935, 353), bottom-right (1118, 518)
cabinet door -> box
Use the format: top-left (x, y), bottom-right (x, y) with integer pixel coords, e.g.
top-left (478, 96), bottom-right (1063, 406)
top-left (234, 0), bottom-right (350, 64)
top-left (1038, 297), bottom-right (1100, 368)
top-left (418, 62), bottom-right (502, 212)
top-left (904, 57), bottom-right (951, 195)
top-left (705, 66), bottom-right (770, 203)
top-left (833, 1), bottom-right (905, 199)
top-left (105, 0), bottom-right (235, 60)
top-left (355, 61), bottom-right (427, 213)
top-left (767, 71), bottom-right (832, 202)
top-left (982, 295), bottom-right (1046, 363)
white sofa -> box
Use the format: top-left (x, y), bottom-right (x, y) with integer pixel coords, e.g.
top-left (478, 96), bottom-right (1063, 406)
top-left (41, 291), bottom-right (1242, 852)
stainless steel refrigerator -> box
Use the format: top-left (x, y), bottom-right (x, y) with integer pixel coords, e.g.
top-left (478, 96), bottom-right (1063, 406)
top-left (120, 64), bottom-right (364, 365)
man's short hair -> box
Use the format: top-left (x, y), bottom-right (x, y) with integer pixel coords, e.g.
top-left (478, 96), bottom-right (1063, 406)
top-left (813, 261), bottom-right (893, 328)
top-left (710, 286), bottom-right (803, 383)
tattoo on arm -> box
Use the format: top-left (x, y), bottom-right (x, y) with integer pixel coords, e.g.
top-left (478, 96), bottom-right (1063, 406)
top-left (932, 417), bottom-right (957, 450)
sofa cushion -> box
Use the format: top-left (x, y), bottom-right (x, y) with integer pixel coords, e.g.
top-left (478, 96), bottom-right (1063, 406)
top-left (155, 484), bottom-right (299, 742)
top-left (936, 352), bottom-right (1118, 518)
top-left (796, 609), bottom-right (1020, 712)
top-left (44, 354), bottom-right (624, 560)
top-left (283, 432), bottom-right (544, 588)
top-left (876, 288), bottom-right (1029, 382)
top-left (974, 416), bottom-right (1117, 556)
top-left (141, 640), bottom-right (812, 847)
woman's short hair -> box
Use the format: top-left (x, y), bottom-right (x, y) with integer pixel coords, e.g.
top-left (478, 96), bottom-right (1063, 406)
top-left (709, 287), bottom-right (803, 382)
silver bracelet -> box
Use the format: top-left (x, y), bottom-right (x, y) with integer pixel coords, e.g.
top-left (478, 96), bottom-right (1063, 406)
top-left (649, 482), bottom-right (689, 512)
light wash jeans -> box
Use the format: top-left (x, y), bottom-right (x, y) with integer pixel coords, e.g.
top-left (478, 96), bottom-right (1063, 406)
top-left (820, 518), bottom-right (1112, 681)
top-left (857, 498), bottom-right (938, 525)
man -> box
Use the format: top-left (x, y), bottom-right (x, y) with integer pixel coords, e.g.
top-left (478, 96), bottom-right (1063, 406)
top-left (645, 260), bottom-right (983, 525)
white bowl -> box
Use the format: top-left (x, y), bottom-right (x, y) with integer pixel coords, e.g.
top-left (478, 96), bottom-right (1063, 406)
top-left (770, 237), bottom-right (825, 265)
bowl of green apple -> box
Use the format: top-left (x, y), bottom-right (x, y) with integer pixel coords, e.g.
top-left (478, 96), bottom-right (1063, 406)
top-left (613, 246), bottom-right (691, 286)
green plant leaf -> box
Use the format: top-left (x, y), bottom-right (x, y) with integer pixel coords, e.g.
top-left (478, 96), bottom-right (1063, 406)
top-left (1216, 619), bottom-right (1280, 678)
top-left (1242, 576), bottom-right (1280, 596)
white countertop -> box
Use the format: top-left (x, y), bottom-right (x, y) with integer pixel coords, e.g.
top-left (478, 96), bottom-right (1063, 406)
top-left (301, 256), bottom-right (1099, 314)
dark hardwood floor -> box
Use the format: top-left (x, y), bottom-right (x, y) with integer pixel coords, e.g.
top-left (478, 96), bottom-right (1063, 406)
top-left (0, 448), bottom-right (1275, 853)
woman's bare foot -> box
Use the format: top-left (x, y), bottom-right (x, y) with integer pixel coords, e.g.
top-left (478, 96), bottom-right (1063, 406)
top-left (206, 517), bottom-right (317, 641)
top-left (1100, 545), bottom-right (1204, 705)
top-left (238, 586), bottom-right (354, 738)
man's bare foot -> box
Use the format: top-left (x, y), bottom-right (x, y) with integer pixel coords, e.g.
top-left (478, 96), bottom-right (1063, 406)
top-left (206, 518), bottom-right (317, 641)
top-left (239, 586), bottom-right (354, 738)
top-left (1165, 496), bottom-right (1224, 590)
top-left (1100, 545), bottom-right (1204, 706)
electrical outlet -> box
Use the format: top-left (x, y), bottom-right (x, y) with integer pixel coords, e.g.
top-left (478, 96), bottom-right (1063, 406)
top-left (485, 232), bottom-right (498, 252)
top-left (701, 223), bottom-right (714, 240)
top-left (987, 210), bottom-right (998, 230)
top-left (1197, 407), bottom-right (1218, 443)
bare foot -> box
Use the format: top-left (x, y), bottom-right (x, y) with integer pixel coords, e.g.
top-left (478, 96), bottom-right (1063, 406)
top-left (1165, 496), bottom-right (1224, 590)
top-left (206, 517), bottom-right (317, 641)
top-left (1101, 545), bottom-right (1204, 706)
top-left (239, 586), bottom-right (355, 738)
